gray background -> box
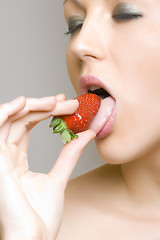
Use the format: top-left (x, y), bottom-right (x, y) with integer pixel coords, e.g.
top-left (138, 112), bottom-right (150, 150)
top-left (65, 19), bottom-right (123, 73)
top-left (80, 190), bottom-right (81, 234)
top-left (0, 0), bottom-right (103, 178)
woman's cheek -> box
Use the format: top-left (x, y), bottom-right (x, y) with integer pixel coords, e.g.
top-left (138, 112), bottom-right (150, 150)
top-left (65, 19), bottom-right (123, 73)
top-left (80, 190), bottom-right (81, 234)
top-left (95, 97), bottom-right (160, 164)
top-left (66, 47), bottom-right (81, 94)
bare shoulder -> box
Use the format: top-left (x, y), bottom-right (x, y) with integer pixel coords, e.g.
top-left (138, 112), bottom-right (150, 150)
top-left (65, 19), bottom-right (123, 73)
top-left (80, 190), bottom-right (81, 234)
top-left (56, 164), bottom-right (160, 240)
top-left (63, 164), bottom-right (122, 210)
top-left (56, 164), bottom-right (124, 240)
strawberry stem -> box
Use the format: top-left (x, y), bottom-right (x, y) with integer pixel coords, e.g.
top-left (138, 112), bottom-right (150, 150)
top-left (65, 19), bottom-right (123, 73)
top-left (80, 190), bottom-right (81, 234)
top-left (49, 117), bottom-right (78, 144)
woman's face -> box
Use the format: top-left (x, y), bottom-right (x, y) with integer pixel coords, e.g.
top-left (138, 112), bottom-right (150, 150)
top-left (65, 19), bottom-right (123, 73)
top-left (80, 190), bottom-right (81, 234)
top-left (64, 0), bottom-right (160, 164)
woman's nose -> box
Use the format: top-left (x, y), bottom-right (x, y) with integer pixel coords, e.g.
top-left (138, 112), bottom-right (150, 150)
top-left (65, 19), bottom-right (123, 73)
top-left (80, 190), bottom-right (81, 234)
top-left (70, 18), bottom-right (106, 63)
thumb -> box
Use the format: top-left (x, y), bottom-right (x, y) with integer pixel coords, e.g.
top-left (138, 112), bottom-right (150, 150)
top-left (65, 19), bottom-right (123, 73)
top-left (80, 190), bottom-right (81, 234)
top-left (48, 130), bottom-right (96, 188)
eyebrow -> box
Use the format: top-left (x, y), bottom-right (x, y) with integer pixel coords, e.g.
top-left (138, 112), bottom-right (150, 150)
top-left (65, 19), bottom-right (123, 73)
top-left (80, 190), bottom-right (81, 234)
top-left (63, 0), bottom-right (80, 5)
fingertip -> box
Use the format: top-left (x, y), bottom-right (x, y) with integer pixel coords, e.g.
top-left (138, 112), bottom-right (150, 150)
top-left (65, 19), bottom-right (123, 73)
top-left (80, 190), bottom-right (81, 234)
top-left (49, 129), bottom-right (96, 186)
top-left (77, 129), bottom-right (96, 143)
top-left (56, 93), bottom-right (66, 102)
top-left (51, 98), bottom-right (79, 116)
top-left (61, 99), bottom-right (79, 110)
top-left (11, 96), bottom-right (25, 104)
top-left (11, 96), bottom-right (26, 111)
top-left (64, 129), bottom-right (96, 150)
top-left (48, 96), bottom-right (57, 105)
top-left (72, 99), bottom-right (79, 107)
top-left (20, 96), bottom-right (26, 105)
top-left (62, 98), bottom-right (79, 113)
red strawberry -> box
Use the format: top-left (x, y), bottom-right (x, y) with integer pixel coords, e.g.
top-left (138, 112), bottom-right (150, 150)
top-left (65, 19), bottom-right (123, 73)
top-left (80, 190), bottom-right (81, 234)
top-left (49, 93), bottom-right (101, 144)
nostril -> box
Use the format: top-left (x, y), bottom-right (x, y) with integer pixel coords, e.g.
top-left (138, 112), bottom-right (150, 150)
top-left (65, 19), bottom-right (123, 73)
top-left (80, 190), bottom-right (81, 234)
top-left (71, 36), bottom-right (104, 62)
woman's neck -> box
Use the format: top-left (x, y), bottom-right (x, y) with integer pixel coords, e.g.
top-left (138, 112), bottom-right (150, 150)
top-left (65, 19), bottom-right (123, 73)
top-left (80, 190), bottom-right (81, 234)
top-left (120, 145), bottom-right (160, 206)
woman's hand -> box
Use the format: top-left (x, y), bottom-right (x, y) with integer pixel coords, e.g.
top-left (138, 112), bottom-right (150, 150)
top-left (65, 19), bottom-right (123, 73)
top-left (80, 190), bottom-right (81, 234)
top-left (0, 95), bottom-right (96, 240)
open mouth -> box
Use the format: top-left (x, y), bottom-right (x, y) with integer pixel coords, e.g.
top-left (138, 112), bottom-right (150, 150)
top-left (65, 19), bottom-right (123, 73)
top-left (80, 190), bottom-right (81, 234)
top-left (88, 86), bottom-right (116, 137)
top-left (80, 75), bottom-right (116, 138)
top-left (80, 75), bottom-right (113, 100)
top-left (88, 87), bottom-right (110, 99)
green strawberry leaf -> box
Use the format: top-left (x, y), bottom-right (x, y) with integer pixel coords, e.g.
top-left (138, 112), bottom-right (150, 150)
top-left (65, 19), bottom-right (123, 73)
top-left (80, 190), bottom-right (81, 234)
top-left (49, 117), bottom-right (62, 128)
top-left (53, 121), bottom-right (66, 133)
top-left (49, 117), bottom-right (79, 144)
top-left (68, 129), bottom-right (78, 139)
top-left (61, 129), bottom-right (72, 144)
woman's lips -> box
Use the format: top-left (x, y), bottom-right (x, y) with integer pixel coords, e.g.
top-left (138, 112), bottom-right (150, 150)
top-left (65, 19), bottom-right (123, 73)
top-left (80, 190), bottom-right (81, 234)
top-left (80, 75), bottom-right (113, 98)
top-left (89, 96), bottom-right (116, 138)
top-left (79, 74), bottom-right (116, 138)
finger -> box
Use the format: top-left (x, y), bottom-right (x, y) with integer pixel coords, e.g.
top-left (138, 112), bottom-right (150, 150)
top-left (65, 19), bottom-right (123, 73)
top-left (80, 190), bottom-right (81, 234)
top-left (7, 111), bottom-right (52, 146)
top-left (0, 122), bottom-right (10, 144)
top-left (14, 141), bottom-right (29, 175)
top-left (0, 97), bottom-right (26, 127)
top-left (55, 93), bottom-right (66, 102)
top-left (50, 99), bottom-right (79, 116)
top-left (0, 97), bottom-right (25, 143)
top-left (9, 96), bottom-right (57, 121)
top-left (48, 130), bottom-right (96, 188)
top-left (26, 96), bottom-right (57, 111)
top-left (17, 131), bottom-right (30, 152)
top-left (2, 97), bottom-right (57, 143)
top-left (7, 99), bottom-right (78, 147)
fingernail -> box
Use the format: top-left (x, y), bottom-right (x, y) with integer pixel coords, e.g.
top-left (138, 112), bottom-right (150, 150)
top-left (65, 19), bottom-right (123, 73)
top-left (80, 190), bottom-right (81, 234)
top-left (62, 99), bottom-right (79, 105)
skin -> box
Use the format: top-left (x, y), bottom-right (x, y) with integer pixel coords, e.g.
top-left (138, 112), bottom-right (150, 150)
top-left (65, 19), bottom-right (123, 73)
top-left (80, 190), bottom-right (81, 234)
top-left (56, 0), bottom-right (160, 239)
top-left (0, 96), bottom-right (95, 240)
top-left (0, 0), bottom-right (160, 239)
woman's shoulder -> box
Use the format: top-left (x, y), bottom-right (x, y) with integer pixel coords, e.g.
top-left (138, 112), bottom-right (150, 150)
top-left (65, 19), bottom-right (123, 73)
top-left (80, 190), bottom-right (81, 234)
top-left (66, 163), bottom-right (122, 196)
top-left (56, 164), bottom-right (160, 240)
top-left (56, 164), bottom-right (123, 240)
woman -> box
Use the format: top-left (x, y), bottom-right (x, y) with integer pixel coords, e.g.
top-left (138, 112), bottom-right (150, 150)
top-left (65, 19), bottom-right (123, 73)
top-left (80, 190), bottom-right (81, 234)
top-left (0, 0), bottom-right (160, 239)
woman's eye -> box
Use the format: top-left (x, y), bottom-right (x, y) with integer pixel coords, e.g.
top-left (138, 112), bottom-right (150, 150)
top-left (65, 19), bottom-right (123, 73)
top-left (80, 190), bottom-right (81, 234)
top-left (65, 22), bottom-right (83, 35)
top-left (112, 2), bottom-right (143, 22)
top-left (65, 16), bottom-right (84, 35)
top-left (113, 13), bottom-right (142, 21)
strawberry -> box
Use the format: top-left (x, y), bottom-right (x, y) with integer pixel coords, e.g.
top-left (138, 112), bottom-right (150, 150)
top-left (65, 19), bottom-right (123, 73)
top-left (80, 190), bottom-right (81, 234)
top-left (49, 93), bottom-right (101, 144)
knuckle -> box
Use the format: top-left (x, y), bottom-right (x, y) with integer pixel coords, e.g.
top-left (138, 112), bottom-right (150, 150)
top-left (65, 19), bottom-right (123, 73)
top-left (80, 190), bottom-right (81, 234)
top-left (25, 120), bottom-right (38, 130)
top-left (56, 93), bottom-right (66, 101)
top-left (0, 102), bottom-right (8, 111)
top-left (26, 96), bottom-right (57, 111)
top-left (0, 104), bottom-right (11, 125)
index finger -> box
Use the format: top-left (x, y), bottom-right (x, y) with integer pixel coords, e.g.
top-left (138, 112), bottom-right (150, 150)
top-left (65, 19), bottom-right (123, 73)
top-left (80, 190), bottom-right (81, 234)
top-left (48, 130), bottom-right (96, 188)
top-left (50, 99), bottom-right (79, 116)
top-left (0, 97), bottom-right (26, 127)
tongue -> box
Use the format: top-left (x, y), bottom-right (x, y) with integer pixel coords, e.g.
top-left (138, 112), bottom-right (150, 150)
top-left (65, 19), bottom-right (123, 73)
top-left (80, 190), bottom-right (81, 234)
top-left (89, 96), bottom-right (115, 134)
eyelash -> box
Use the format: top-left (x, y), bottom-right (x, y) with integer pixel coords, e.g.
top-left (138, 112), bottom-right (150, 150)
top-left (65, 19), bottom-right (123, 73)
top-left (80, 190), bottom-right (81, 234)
top-left (113, 13), bottom-right (142, 20)
top-left (65, 13), bottom-right (142, 35)
top-left (65, 22), bottom-right (83, 35)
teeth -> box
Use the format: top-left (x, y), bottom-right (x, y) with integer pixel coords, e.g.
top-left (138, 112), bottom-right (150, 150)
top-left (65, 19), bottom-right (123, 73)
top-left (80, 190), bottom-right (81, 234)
top-left (88, 85), bottom-right (100, 91)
